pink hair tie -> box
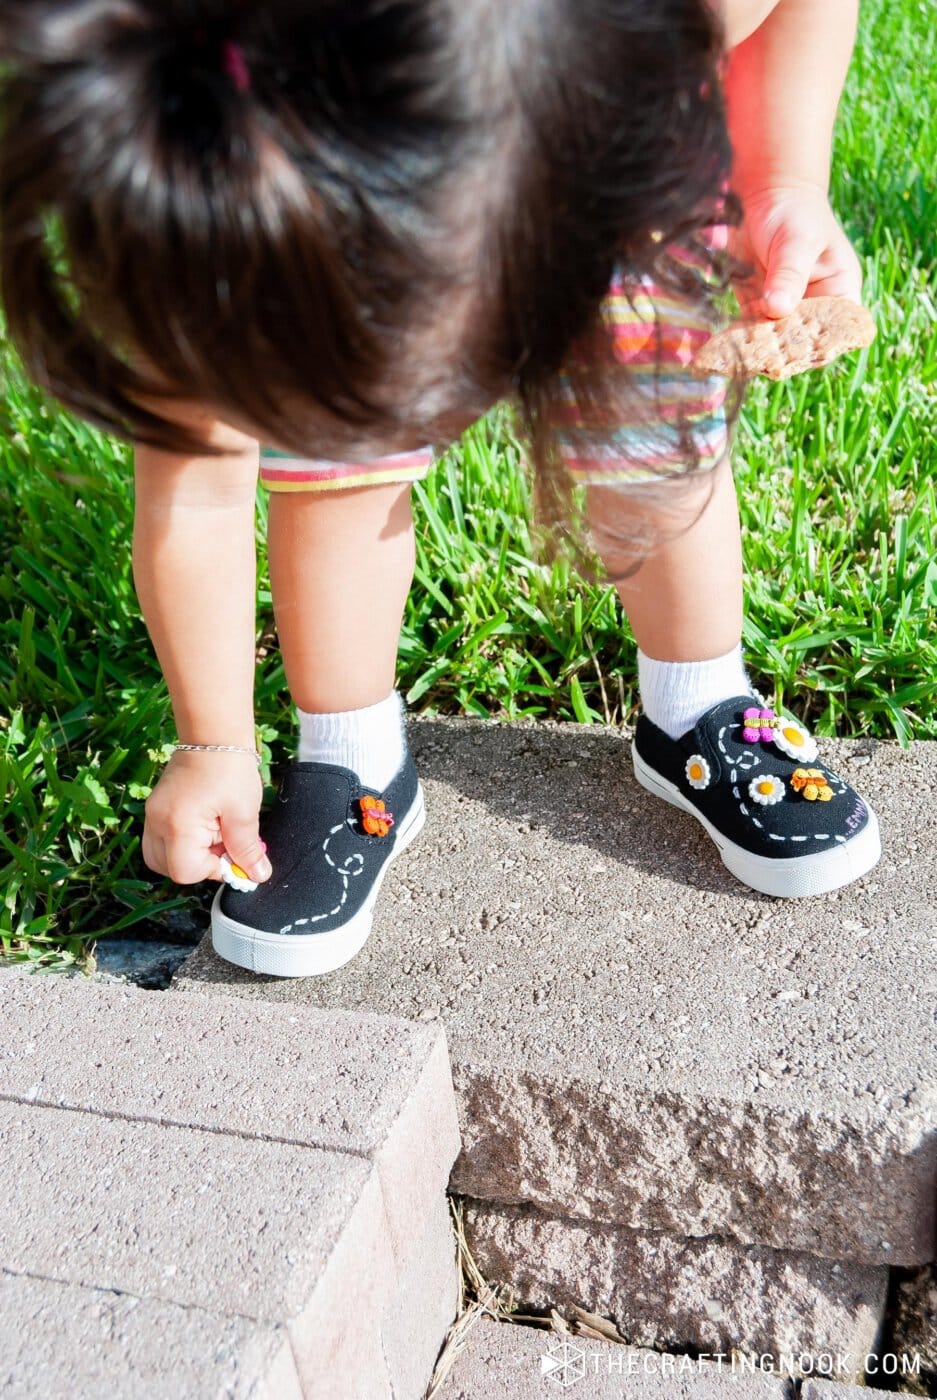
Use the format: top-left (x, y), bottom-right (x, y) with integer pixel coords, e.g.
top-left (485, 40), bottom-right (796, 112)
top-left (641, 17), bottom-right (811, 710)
top-left (222, 40), bottom-right (251, 95)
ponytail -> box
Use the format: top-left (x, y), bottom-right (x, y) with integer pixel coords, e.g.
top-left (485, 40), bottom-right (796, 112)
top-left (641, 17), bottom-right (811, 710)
top-left (0, 0), bottom-right (446, 454)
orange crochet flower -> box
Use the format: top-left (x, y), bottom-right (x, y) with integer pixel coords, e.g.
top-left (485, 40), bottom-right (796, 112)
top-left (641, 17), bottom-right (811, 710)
top-left (790, 768), bottom-right (833, 802)
top-left (360, 795), bottom-right (395, 836)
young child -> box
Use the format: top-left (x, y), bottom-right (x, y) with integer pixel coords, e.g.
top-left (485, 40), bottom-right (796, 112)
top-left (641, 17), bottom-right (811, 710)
top-left (0, 0), bottom-right (879, 978)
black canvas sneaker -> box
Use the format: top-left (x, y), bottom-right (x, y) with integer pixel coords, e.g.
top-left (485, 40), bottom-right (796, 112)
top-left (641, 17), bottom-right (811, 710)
top-left (632, 695), bottom-right (881, 898)
top-left (211, 750), bottom-right (424, 977)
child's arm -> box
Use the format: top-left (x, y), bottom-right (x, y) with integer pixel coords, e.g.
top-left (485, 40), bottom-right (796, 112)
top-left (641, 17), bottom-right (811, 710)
top-left (722, 0), bottom-right (862, 317)
top-left (132, 409), bottom-right (271, 886)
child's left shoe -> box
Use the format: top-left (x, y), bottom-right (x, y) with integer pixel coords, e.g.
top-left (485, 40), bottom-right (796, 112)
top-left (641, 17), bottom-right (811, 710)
top-left (211, 753), bottom-right (425, 977)
top-left (632, 695), bottom-right (881, 898)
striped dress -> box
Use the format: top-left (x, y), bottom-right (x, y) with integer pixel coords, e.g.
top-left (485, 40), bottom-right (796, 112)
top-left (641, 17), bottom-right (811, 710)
top-left (258, 266), bottom-right (728, 493)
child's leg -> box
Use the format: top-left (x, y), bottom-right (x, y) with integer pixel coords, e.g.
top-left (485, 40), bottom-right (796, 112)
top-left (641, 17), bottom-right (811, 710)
top-left (211, 472), bottom-right (425, 978)
top-left (587, 454), bottom-right (749, 739)
top-left (267, 482), bottom-right (415, 715)
top-left (573, 264), bottom-right (880, 896)
top-left (267, 483), bottom-right (415, 790)
top-left (588, 455), bottom-right (742, 662)
top-left (589, 462), bottom-right (880, 897)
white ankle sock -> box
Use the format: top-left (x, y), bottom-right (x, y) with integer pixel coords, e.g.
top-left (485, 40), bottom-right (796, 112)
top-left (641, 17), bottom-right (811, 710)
top-left (638, 644), bottom-right (750, 740)
top-left (296, 690), bottom-right (406, 790)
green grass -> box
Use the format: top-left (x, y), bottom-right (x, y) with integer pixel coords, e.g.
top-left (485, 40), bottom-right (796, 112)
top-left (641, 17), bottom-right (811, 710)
top-left (1, 0), bottom-right (934, 963)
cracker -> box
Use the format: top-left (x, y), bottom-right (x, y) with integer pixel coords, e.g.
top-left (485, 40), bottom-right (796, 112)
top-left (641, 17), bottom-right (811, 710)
top-left (694, 297), bottom-right (876, 380)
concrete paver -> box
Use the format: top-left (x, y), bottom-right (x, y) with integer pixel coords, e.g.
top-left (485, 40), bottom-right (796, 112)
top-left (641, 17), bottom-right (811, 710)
top-left (0, 1272), bottom-right (303, 1400)
top-left (0, 1099), bottom-right (388, 1323)
top-left (435, 1317), bottom-right (792, 1398)
top-left (173, 717), bottom-right (937, 1268)
top-left (465, 1202), bottom-right (886, 1384)
top-left (382, 1193), bottom-right (459, 1400)
top-left (0, 982), bottom-right (464, 1398)
top-left (801, 1381), bottom-right (894, 1399)
top-left (370, 1022), bottom-right (461, 1267)
top-left (0, 975), bottom-right (459, 1269)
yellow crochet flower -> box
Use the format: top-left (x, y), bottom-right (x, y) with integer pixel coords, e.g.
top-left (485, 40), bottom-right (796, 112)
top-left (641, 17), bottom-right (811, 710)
top-left (790, 768), bottom-right (834, 802)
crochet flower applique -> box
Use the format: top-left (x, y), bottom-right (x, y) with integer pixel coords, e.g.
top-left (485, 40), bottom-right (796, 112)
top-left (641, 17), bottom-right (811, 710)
top-left (742, 707), bottom-right (776, 743)
top-left (359, 795), bottom-right (395, 837)
top-left (685, 755), bottom-right (712, 790)
top-left (219, 854), bottom-right (258, 892)
top-left (743, 705), bottom-right (820, 763)
top-left (749, 773), bottom-right (785, 806)
top-left (771, 718), bottom-right (819, 762)
top-left (790, 768), bottom-right (834, 802)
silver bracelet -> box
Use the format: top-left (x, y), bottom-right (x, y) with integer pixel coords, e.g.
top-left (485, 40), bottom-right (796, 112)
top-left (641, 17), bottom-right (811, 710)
top-left (173, 743), bottom-right (262, 767)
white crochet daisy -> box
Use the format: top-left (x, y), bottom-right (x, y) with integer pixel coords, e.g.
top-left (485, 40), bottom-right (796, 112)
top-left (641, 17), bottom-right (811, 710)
top-left (685, 754), bottom-right (711, 790)
top-left (220, 854), bottom-right (258, 893)
top-left (749, 774), bottom-right (785, 807)
top-left (771, 717), bottom-right (819, 762)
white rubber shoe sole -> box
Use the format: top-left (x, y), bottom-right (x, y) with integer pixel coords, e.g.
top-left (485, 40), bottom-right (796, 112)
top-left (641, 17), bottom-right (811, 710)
top-left (210, 785), bottom-right (426, 977)
top-left (632, 747), bottom-right (881, 899)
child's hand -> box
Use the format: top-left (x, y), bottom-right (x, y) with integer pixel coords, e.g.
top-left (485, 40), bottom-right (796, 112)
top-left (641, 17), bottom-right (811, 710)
top-left (142, 751), bottom-right (271, 887)
top-left (729, 184), bottom-right (863, 319)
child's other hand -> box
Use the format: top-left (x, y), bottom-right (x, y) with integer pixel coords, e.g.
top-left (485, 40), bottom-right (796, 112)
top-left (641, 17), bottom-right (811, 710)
top-left (729, 183), bottom-right (863, 319)
top-left (142, 751), bottom-right (270, 887)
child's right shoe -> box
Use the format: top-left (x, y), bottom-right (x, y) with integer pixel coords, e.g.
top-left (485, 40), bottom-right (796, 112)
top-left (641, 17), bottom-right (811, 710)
top-left (211, 750), bottom-right (424, 978)
top-left (632, 695), bottom-right (881, 898)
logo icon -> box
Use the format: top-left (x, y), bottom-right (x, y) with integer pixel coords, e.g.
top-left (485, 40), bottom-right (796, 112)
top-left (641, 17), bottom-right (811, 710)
top-left (540, 1339), bottom-right (586, 1388)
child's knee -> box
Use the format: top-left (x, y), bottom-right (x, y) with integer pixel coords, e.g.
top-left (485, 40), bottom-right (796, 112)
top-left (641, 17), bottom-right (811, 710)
top-left (585, 453), bottom-right (732, 573)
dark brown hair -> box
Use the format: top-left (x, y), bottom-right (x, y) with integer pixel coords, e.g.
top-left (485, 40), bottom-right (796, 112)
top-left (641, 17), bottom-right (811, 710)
top-left (0, 0), bottom-right (738, 491)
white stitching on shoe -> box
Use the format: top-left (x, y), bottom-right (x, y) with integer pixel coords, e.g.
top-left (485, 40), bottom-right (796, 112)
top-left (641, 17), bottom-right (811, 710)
top-left (278, 823), bottom-right (366, 935)
top-left (716, 723), bottom-right (845, 846)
